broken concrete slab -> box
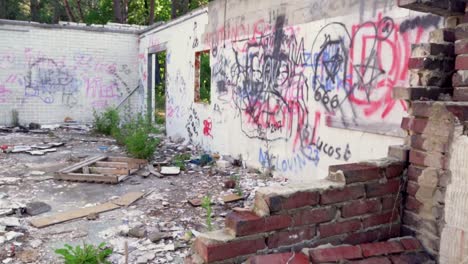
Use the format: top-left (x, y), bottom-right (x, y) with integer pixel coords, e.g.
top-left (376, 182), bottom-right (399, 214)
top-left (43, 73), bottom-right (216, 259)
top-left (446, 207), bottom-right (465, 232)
top-left (160, 166), bottom-right (180, 175)
top-left (25, 202), bottom-right (51, 216)
top-left (0, 217), bottom-right (20, 227)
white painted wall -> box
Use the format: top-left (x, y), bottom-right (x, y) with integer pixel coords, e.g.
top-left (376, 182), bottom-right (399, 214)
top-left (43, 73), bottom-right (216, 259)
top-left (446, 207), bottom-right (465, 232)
top-left (139, 0), bottom-right (443, 182)
top-left (0, 22), bottom-right (141, 124)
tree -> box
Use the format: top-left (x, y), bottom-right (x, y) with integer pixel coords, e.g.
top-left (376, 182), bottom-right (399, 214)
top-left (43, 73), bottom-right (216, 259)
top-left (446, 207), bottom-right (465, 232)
top-left (148, 0), bottom-right (155, 24)
top-left (30, 0), bottom-right (40, 21)
top-left (113, 0), bottom-right (122, 23)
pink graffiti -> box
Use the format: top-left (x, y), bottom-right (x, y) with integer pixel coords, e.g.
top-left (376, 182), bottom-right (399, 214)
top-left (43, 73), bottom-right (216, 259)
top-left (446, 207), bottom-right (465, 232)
top-left (203, 119), bottom-right (213, 138)
top-left (0, 84), bottom-right (11, 103)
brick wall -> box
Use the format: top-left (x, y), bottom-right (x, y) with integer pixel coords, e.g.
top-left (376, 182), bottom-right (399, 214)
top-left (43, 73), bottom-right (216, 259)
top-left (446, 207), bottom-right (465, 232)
top-left (0, 20), bottom-right (141, 125)
top-left (189, 160), bottom-right (405, 263)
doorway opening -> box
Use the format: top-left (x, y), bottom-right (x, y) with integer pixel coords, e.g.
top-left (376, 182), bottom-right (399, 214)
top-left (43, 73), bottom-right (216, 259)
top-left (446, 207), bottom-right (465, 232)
top-left (154, 50), bottom-right (167, 125)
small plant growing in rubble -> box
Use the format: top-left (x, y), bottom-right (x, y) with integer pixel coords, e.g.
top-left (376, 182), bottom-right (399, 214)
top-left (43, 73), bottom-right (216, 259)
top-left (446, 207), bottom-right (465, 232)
top-left (230, 175), bottom-right (243, 196)
top-left (201, 196), bottom-right (213, 231)
top-left (173, 153), bottom-right (190, 170)
top-left (55, 242), bottom-right (112, 264)
top-left (121, 116), bottom-right (160, 159)
top-left (92, 107), bottom-right (120, 137)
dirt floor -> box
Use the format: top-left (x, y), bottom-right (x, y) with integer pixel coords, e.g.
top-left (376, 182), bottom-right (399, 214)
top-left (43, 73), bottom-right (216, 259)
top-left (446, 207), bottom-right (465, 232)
top-left (0, 126), bottom-right (285, 263)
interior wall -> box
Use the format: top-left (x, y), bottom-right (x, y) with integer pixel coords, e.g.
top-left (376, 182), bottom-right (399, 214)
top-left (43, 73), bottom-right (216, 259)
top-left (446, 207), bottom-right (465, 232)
top-left (0, 22), bottom-right (141, 125)
top-left (139, 0), bottom-right (443, 181)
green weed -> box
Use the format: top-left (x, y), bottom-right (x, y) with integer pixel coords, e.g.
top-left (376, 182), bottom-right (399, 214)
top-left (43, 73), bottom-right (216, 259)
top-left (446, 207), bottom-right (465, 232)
top-left (55, 242), bottom-right (112, 264)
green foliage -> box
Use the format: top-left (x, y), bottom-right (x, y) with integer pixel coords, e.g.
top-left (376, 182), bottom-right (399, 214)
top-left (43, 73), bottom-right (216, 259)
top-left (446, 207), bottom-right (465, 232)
top-left (92, 108), bottom-right (120, 136)
top-left (55, 242), bottom-right (112, 264)
top-left (173, 153), bottom-right (190, 170)
top-left (230, 175), bottom-right (243, 196)
top-left (201, 196), bottom-right (213, 231)
top-left (199, 52), bottom-right (211, 103)
top-left (118, 116), bottom-right (160, 159)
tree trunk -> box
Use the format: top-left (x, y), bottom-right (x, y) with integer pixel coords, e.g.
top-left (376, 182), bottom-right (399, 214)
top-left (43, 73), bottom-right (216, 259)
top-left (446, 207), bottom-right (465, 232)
top-left (149, 0), bottom-right (155, 24)
top-left (52, 0), bottom-right (62, 23)
top-left (30, 0), bottom-right (40, 21)
top-left (171, 0), bottom-right (177, 19)
top-left (76, 0), bottom-right (85, 22)
top-left (122, 0), bottom-right (128, 23)
top-left (63, 0), bottom-right (76, 22)
top-left (113, 0), bottom-right (122, 23)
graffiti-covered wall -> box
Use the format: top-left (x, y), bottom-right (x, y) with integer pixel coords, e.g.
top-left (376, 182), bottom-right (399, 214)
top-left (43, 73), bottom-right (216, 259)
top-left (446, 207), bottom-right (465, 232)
top-left (0, 21), bottom-right (142, 124)
top-left (139, 0), bottom-right (444, 181)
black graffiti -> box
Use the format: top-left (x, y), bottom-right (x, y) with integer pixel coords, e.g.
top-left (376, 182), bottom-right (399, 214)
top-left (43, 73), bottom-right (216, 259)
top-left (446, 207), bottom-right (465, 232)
top-left (185, 106), bottom-right (200, 143)
top-left (313, 137), bottom-right (351, 161)
top-left (399, 14), bottom-right (441, 33)
top-left (25, 58), bottom-right (79, 107)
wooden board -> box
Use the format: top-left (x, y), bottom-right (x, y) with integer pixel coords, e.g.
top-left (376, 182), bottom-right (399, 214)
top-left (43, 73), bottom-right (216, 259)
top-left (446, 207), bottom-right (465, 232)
top-left (55, 173), bottom-right (119, 183)
top-left (89, 167), bottom-right (129, 175)
top-left (58, 155), bottom-right (107, 174)
top-left (95, 161), bottom-right (129, 169)
top-left (29, 192), bottom-right (144, 228)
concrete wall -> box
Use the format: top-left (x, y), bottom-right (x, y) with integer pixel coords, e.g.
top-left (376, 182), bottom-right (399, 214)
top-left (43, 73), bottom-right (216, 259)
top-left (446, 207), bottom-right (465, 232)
top-left (0, 21), bottom-right (142, 124)
top-left (139, 0), bottom-right (443, 181)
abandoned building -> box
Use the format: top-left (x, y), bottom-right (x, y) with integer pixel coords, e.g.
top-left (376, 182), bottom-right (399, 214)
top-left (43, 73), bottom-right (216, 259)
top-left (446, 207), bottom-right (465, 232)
top-left (1, 0), bottom-right (468, 263)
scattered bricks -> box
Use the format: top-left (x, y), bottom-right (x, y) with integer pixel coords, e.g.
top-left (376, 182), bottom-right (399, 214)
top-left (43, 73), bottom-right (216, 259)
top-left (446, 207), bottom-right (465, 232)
top-left (399, 237), bottom-right (422, 251)
top-left (454, 87), bottom-right (468, 101)
top-left (404, 196), bottom-right (423, 213)
top-left (385, 162), bottom-right (405, 178)
top-left (456, 54), bottom-right (468, 70)
top-left (268, 191), bottom-right (320, 213)
top-left (429, 28), bottom-right (455, 43)
top-left (406, 181), bottom-right (419, 196)
top-left (328, 163), bottom-right (382, 184)
top-left (388, 145), bottom-right (410, 161)
top-left (382, 196), bottom-right (400, 211)
top-left (193, 236), bottom-right (266, 262)
top-left (292, 207), bottom-right (336, 226)
top-left (361, 241), bottom-right (404, 257)
top-left (267, 226), bottom-right (316, 248)
top-left (453, 70), bottom-right (468, 87)
top-left (341, 199), bottom-right (382, 218)
top-left (347, 257), bottom-right (392, 264)
top-left (225, 211), bottom-right (292, 237)
top-left (409, 134), bottom-right (450, 153)
top-left (320, 185), bottom-right (365, 205)
top-left (392, 86), bottom-right (453, 101)
top-left (343, 229), bottom-right (381, 245)
top-left (309, 245), bottom-right (362, 262)
top-left (247, 252), bottom-right (309, 264)
top-left (409, 70), bottom-right (451, 87)
top-left (400, 117), bottom-right (427, 133)
top-left (407, 57), bottom-right (454, 71)
top-left (455, 39), bottom-right (468, 55)
top-left (366, 179), bottom-right (401, 198)
top-left (319, 219), bottom-right (362, 238)
top-left (411, 43), bottom-right (454, 57)
top-left (409, 149), bottom-right (448, 169)
top-left (362, 212), bottom-right (399, 229)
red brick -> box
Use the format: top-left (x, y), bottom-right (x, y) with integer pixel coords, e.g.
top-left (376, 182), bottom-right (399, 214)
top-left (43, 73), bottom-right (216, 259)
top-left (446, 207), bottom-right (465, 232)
top-left (390, 252), bottom-right (431, 264)
top-left (194, 237), bottom-right (266, 262)
top-left (454, 87), bottom-right (468, 101)
top-left (407, 165), bottom-right (423, 182)
top-left (361, 241), bottom-right (404, 257)
top-left (319, 219), bottom-right (362, 238)
top-left (366, 179), bottom-right (401, 198)
top-left (400, 237), bottom-right (422, 251)
top-left (267, 191), bottom-right (319, 213)
top-left (408, 57), bottom-right (453, 71)
top-left (406, 181), bottom-right (419, 196)
top-left (292, 207), bottom-right (336, 226)
top-left (409, 134), bottom-right (450, 153)
top-left (343, 229), bottom-right (381, 245)
top-left (321, 186), bottom-right (365, 205)
top-left (388, 145), bottom-right (410, 161)
top-left (382, 196), bottom-right (400, 211)
top-left (400, 117), bottom-right (428, 133)
top-left (342, 199), bottom-right (382, 218)
top-left (247, 252), bottom-right (309, 264)
top-left (378, 223), bottom-right (402, 240)
top-left (456, 54), bottom-right (468, 70)
top-left (405, 196), bottom-right (423, 212)
top-left (455, 39), bottom-right (468, 54)
top-left (267, 227), bottom-right (315, 248)
top-left (412, 43), bottom-right (454, 57)
top-left (362, 212), bottom-right (399, 229)
top-left (431, 28), bottom-right (455, 43)
top-left (385, 163), bottom-right (405, 179)
top-left (225, 211), bottom-right (292, 236)
top-left (347, 257), bottom-right (392, 264)
top-left (328, 163), bottom-right (382, 184)
top-left (309, 245), bottom-right (362, 262)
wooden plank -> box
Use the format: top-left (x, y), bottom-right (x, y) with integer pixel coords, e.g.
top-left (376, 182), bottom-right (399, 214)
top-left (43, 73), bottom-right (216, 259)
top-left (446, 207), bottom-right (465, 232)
top-left (58, 155), bottom-right (107, 174)
top-left (29, 192), bottom-right (144, 228)
top-left (54, 173), bottom-right (119, 183)
top-left (108, 157), bottom-right (147, 165)
top-left (29, 202), bottom-right (120, 228)
top-left (83, 166), bottom-right (90, 174)
top-left (89, 167), bottom-right (129, 175)
top-left (95, 161), bottom-right (129, 169)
